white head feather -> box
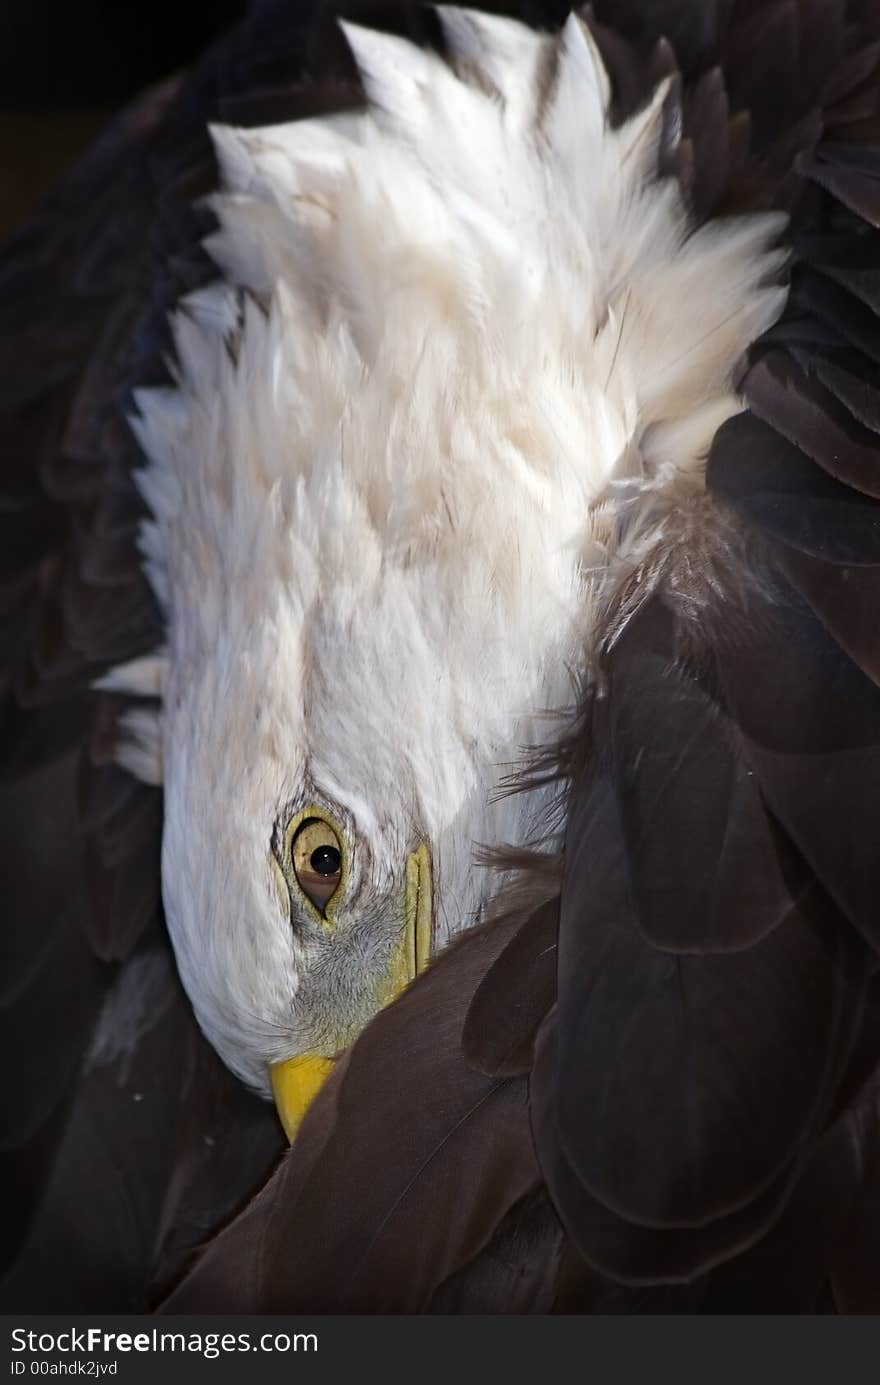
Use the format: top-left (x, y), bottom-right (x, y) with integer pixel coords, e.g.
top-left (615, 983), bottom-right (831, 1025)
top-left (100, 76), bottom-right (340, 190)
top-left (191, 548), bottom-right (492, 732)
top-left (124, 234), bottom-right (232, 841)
top-left (108, 9), bottom-right (787, 1092)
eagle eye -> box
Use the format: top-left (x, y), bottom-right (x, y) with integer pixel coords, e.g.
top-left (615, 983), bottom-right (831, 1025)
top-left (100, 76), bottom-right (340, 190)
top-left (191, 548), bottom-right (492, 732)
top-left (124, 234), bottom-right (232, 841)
top-left (291, 817), bottom-right (343, 912)
top-left (310, 844), bottom-right (341, 875)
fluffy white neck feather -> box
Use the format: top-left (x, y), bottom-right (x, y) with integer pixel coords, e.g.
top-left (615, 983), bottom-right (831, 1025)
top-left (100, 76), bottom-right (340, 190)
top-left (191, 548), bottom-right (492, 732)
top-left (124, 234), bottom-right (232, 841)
top-left (104, 10), bottom-right (787, 1088)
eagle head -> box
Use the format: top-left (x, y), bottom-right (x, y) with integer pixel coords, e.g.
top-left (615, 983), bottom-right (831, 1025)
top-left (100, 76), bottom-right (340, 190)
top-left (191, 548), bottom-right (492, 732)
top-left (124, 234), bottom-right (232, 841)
top-left (105, 10), bottom-right (786, 1136)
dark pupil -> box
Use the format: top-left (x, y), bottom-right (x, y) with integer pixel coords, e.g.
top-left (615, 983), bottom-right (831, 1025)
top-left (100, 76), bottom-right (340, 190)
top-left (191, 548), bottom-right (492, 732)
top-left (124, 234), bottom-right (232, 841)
top-left (310, 845), bottom-right (341, 876)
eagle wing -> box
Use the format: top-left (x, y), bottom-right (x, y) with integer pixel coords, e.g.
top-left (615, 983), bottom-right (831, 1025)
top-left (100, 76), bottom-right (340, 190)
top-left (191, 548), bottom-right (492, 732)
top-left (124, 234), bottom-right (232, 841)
top-left (0, 10), bottom-right (302, 1309)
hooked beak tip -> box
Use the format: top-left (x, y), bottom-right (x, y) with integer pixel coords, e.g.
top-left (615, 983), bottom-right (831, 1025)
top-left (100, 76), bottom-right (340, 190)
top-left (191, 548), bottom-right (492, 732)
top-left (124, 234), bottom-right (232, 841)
top-left (270, 1053), bottom-right (336, 1143)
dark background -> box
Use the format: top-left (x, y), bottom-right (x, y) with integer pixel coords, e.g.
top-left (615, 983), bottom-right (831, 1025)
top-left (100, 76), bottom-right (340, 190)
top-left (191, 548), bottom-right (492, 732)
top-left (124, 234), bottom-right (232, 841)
top-left (0, 0), bottom-right (247, 233)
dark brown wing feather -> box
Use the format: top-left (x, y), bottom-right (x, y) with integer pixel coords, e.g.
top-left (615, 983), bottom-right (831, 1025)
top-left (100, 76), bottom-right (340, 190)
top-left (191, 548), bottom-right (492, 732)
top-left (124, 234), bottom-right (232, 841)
top-left (530, 594), bottom-right (873, 1282)
top-left (530, 0), bottom-right (880, 1300)
top-left (4, 0), bottom-right (880, 1313)
top-left (0, 10), bottom-right (308, 1309)
top-left (160, 917), bottom-right (542, 1313)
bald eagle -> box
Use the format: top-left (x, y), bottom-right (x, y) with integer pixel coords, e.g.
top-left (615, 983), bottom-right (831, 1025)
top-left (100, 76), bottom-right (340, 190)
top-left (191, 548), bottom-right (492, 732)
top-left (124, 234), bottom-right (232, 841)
top-left (2, 0), bottom-right (879, 1313)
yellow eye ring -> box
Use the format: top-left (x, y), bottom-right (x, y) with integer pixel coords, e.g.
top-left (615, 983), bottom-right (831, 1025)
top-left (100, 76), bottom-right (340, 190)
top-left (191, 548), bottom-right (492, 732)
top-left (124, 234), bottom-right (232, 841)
top-left (292, 818), bottom-right (342, 908)
top-left (282, 805), bottom-right (348, 926)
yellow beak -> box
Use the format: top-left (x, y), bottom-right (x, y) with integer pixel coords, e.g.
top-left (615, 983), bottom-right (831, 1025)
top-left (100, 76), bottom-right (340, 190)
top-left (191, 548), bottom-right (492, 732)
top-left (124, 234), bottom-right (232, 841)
top-left (270, 1054), bottom-right (337, 1143)
top-left (381, 841), bottom-right (433, 1004)
top-left (269, 843), bottom-right (433, 1143)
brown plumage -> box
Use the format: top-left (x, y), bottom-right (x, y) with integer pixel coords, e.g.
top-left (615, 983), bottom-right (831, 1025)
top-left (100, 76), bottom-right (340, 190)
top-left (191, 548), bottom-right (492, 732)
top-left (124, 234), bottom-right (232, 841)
top-left (2, 0), bottom-right (880, 1312)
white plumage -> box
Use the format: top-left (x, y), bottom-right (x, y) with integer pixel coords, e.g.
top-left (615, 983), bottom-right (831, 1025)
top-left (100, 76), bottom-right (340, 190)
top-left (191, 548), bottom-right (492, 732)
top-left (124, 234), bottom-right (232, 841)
top-left (108, 9), bottom-right (786, 1092)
